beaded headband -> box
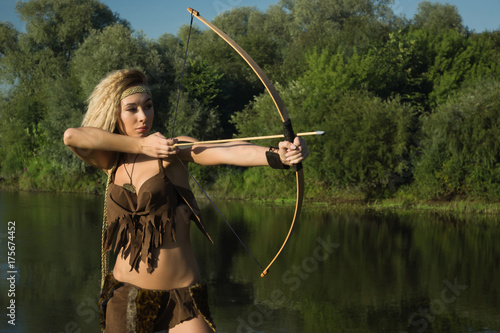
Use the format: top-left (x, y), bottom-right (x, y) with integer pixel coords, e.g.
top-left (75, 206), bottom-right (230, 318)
top-left (120, 85), bottom-right (152, 100)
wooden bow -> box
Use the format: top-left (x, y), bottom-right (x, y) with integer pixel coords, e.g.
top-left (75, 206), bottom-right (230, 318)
top-left (187, 7), bottom-right (304, 277)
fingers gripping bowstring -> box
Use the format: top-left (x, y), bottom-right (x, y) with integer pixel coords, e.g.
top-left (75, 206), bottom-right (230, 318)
top-left (170, 12), bottom-right (264, 271)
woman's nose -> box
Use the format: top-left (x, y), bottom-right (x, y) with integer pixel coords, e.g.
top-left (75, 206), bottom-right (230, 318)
top-left (137, 108), bottom-right (147, 120)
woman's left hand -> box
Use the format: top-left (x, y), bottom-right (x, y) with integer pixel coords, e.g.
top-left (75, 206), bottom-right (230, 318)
top-left (278, 136), bottom-right (309, 166)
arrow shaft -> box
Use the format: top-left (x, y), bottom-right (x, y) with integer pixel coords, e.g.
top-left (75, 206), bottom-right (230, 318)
top-left (174, 131), bottom-right (323, 147)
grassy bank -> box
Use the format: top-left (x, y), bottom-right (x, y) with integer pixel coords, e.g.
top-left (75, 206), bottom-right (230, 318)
top-left (2, 166), bottom-right (500, 216)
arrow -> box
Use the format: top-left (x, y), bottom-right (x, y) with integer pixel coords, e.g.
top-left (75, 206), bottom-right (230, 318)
top-left (174, 131), bottom-right (325, 147)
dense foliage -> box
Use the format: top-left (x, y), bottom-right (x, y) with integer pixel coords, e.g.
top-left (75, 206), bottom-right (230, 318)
top-left (1, 0), bottom-right (499, 201)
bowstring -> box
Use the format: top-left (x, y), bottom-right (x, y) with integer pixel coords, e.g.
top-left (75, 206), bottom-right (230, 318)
top-left (170, 12), bottom-right (264, 271)
top-left (171, 14), bottom-right (194, 138)
top-left (176, 159), bottom-right (264, 270)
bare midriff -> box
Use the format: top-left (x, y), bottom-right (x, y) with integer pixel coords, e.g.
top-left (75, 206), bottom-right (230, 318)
top-left (112, 205), bottom-right (201, 290)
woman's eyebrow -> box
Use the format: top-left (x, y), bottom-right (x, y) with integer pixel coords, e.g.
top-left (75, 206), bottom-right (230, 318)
top-left (124, 98), bottom-right (152, 106)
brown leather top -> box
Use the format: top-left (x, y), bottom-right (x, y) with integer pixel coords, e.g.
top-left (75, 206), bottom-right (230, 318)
top-left (103, 158), bottom-right (213, 273)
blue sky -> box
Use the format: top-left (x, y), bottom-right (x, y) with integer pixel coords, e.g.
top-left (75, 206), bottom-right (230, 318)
top-left (0, 0), bottom-right (499, 39)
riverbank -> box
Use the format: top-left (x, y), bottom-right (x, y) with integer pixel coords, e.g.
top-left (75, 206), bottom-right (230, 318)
top-left (254, 196), bottom-right (500, 215)
top-left (3, 181), bottom-right (499, 216)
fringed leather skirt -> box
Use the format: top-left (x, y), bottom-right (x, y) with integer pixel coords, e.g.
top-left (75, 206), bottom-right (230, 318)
top-left (99, 274), bottom-right (216, 332)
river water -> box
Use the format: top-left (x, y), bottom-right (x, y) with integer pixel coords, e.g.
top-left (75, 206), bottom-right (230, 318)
top-left (0, 191), bottom-right (499, 332)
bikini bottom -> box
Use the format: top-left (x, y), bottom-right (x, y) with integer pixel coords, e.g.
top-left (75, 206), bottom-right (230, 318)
top-left (99, 274), bottom-right (216, 332)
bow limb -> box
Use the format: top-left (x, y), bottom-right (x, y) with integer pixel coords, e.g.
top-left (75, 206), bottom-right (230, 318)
top-left (187, 8), bottom-right (304, 277)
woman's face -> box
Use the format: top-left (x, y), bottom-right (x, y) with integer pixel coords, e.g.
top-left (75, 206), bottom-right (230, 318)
top-left (118, 92), bottom-right (154, 137)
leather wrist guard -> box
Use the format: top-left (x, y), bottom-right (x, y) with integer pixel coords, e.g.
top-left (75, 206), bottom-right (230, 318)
top-left (266, 146), bottom-right (290, 170)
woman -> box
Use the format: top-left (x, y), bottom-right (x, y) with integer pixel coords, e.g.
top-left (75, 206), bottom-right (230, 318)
top-left (63, 69), bottom-right (308, 333)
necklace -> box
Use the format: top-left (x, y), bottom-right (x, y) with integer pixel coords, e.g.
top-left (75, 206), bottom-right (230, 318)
top-left (122, 154), bottom-right (139, 194)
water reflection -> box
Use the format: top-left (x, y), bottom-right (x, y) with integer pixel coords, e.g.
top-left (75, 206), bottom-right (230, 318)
top-left (0, 191), bottom-right (499, 332)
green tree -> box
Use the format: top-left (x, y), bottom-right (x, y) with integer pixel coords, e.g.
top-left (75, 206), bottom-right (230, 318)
top-left (362, 29), bottom-right (432, 111)
top-left (0, 22), bottom-right (19, 86)
top-left (232, 76), bottom-right (415, 199)
top-left (412, 1), bottom-right (465, 34)
top-left (71, 24), bottom-right (153, 97)
top-left (2, 0), bottom-right (500, 202)
top-left (183, 59), bottom-right (224, 110)
top-left (16, 0), bottom-right (126, 60)
top-left (167, 91), bottom-right (220, 140)
top-left (413, 79), bottom-right (500, 200)
top-left (276, 0), bottom-right (399, 78)
top-left (426, 29), bottom-right (500, 107)
top-left (0, 92), bottom-right (39, 178)
top-left (0, 0), bottom-right (126, 187)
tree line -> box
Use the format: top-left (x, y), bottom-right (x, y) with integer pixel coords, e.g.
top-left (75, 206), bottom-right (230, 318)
top-left (1, 0), bottom-right (499, 202)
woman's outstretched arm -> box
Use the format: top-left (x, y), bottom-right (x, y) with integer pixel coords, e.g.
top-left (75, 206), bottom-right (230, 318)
top-left (178, 136), bottom-right (309, 167)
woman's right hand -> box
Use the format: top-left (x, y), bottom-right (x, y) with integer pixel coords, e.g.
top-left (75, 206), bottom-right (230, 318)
top-left (141, 132), bottom-right (179, 158)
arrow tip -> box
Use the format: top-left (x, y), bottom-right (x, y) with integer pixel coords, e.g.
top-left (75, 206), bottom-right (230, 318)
top-left (316, 131), bottom-right (325, 135)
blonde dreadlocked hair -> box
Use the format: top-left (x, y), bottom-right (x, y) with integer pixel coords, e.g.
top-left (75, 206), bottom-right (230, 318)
top-left (82, 69), bottom-right (149, 133)
top-left (100, 157), bottom-right (117, 290)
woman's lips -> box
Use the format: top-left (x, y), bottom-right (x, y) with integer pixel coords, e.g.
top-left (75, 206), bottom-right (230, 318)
top-left (136, 126), bottom-right (148, 132)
